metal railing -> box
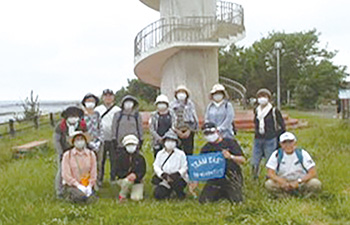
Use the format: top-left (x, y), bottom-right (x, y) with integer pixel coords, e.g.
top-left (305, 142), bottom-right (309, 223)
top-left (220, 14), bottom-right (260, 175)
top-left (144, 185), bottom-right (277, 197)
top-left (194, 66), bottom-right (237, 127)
top-left (134, 1), bottom-right (244, 58)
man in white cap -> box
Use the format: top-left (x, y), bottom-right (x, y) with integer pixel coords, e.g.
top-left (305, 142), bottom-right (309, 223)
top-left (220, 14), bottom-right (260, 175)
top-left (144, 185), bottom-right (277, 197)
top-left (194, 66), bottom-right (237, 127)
top-left (265, 132), bottom-right (322, 196)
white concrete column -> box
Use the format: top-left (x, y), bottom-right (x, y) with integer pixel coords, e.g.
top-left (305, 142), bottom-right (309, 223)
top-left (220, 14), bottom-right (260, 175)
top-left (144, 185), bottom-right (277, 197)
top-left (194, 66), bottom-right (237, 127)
top-left (160, 48), bottom-right (219, 117)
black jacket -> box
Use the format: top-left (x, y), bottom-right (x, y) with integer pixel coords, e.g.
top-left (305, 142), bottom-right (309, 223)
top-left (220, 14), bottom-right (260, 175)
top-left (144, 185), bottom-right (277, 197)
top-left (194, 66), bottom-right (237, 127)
top-left (254, 107), bottom-right (286, 139)
top-left (115, 150), bottom-right (146, 183)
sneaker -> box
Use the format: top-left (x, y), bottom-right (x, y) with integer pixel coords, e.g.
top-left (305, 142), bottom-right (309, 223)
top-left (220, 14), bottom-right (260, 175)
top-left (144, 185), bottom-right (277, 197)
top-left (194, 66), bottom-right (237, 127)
top-left (118, 195), bottom-right (127, 203)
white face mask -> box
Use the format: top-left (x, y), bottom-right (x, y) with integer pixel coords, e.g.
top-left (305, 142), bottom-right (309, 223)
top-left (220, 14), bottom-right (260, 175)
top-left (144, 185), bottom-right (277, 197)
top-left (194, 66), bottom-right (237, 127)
top-left (124, 101), bottom-right (134, 110)
top-left (213, 93), bottom-right (224, 102)
top-left (176, 92), bottom-right (187, 101)
top-left (125, 144), bottom-right (137, 154)
top-left (164, 140), bottom-right (176, 151)
top-left (258, 97), bottom-right (269, 106)
top-left (157, 103), bottom-right (168, 111)
top-left (74, 140), bottom-right (86, 150)
top-left (205, 133), bottom-right (219, 143)
top-left (85, 102), bottom-right (95, 109)
top-left (67, 117), bottom-right (79, 125)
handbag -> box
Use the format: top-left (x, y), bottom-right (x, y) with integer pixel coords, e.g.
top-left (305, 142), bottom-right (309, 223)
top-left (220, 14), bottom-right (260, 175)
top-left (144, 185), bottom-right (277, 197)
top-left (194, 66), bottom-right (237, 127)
top-left (151, 151), bottom-right (174, 185)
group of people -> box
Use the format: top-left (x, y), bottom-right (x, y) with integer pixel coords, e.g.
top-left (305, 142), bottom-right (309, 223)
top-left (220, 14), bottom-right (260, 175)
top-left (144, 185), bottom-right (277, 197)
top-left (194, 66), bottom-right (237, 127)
top-left (54, 84), bottom-right (322, 203)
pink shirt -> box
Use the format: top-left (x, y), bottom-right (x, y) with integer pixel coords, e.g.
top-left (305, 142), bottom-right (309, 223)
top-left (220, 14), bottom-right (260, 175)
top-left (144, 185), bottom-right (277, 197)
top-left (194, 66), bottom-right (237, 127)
top-left (61, 148), bottom-right (97, 187)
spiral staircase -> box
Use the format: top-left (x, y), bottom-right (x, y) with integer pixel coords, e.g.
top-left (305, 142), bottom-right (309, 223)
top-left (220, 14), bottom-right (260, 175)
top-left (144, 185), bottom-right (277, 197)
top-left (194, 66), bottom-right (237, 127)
top-left (134, 0), bottom-right (245, 86)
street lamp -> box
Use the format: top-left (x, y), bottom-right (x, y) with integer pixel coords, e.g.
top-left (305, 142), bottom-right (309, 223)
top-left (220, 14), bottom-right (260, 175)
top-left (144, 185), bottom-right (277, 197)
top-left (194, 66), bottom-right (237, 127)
top-left (274, 41), bottom-right (282, 110)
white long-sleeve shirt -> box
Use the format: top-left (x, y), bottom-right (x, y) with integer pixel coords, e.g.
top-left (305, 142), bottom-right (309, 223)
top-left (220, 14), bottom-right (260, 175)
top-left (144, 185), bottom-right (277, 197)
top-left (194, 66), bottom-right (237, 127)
top-left (153, 148), bottom-right (188, 180)
top-left (95, 104), bottom-right (120, 141)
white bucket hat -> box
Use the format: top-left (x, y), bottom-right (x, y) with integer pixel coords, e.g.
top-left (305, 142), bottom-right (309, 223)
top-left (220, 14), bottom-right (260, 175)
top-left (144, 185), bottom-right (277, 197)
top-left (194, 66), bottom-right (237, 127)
top-left (175, 85), bottom-right (191, 97)
top-left (155, 94), bottom-right (169, 105)
top-left (279, 132), bottom-right (297, 142)
top-left (122, 134), bottom-right (139, 146)
top-left (209, 83), bottom-right (229, 99)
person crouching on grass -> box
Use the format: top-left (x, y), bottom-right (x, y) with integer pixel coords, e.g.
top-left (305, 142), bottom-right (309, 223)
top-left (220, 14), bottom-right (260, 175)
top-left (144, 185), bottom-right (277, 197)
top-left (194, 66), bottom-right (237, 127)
top-left (193, 122), bottom-right (246, 204)
top-left (115, 134), bottom-right (146, 203)
top-left (265, 132), bottom-right (322, 196)
top-left (153, 130), bottom-right (188, 200)
top-left (61, 131), bottom-right (97, 203)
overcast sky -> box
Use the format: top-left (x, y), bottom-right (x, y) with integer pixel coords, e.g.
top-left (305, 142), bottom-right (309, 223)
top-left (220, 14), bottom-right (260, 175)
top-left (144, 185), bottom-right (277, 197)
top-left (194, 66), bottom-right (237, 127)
top-left (0, 0), bottom-right (348, 101)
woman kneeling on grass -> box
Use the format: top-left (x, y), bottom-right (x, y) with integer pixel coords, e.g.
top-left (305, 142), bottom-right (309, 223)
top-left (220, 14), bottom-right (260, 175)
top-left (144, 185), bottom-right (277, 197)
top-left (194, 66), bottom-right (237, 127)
top-left (115, 134), bottom-right (146, 203)
top-left (153, 130), bottom-right (188, 200)
top-left (61, 131), bottom-right (97, 203)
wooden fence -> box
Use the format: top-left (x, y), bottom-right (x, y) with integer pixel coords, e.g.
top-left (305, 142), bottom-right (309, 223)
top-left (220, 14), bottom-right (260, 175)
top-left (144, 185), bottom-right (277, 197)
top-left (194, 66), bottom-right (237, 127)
top-left (0, 113), bottom-right (59, 137)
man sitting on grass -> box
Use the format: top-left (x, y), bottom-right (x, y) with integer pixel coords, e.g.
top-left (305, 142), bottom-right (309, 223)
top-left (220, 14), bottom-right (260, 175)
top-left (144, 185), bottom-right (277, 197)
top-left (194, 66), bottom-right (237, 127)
top-left (265, 132), bottom-right (322, 196)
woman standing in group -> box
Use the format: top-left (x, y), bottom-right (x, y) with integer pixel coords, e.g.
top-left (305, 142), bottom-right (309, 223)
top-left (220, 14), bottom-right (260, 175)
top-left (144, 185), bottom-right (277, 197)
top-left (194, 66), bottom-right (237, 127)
top-left (81, 93), bottom-right (104, 187)
top-left (149, 94), bottom-right (175, 158)
top-left (252, 88), bottom-right (285, 179)
top-left (170, 85), bottom-right (198, 155)
top-left (54, 106), bottom-right (87, 199)
top-left (205, 84), bottom-right (235, 139)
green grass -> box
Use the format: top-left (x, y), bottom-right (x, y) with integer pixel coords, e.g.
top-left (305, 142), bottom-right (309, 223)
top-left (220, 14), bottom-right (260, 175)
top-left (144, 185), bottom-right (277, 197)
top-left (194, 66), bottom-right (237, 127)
top-left (1, 112), bottom-right (350, 224)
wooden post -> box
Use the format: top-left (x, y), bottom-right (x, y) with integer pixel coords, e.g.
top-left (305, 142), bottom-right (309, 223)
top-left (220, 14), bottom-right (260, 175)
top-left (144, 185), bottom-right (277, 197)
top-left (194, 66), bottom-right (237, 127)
top-left (34, 115), bottom-right (39, 129)
top-left (9, 119), bottom-right (15, 137)
top-left (50, 113), bottom-right (55, 127)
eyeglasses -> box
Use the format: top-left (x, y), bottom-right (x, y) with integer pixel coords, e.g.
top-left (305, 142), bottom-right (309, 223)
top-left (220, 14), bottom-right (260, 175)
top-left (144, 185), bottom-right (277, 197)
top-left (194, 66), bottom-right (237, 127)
top-left (281, 140), bottom-right (294, 144)
top-left (203, 127), bottom-right (217, 135)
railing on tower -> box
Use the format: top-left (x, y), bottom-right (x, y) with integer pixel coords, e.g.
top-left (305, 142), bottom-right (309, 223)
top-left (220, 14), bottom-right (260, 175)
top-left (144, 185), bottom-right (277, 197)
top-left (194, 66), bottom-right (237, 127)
top-left (134, 1), bottom-right (244, 59)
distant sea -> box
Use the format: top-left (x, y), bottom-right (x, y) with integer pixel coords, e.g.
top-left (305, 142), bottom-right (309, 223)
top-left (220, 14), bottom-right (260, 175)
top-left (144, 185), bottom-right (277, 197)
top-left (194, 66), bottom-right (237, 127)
top-left (0, 100), bottom-right (79, 124)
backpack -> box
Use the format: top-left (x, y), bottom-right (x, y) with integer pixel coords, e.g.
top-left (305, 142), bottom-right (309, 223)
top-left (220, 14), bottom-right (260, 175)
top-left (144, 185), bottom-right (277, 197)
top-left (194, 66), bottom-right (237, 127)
top-left (276, 148), bottom-right (308, 173)
top-left (115, 111), bottom-right (141, 140)
top-left (223, 101), bottom-right (237, 135)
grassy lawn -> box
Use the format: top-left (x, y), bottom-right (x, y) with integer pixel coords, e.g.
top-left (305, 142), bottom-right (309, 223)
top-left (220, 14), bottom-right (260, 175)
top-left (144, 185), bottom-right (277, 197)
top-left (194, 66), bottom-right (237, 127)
top-left (1, 112), bottom-right (350, 224)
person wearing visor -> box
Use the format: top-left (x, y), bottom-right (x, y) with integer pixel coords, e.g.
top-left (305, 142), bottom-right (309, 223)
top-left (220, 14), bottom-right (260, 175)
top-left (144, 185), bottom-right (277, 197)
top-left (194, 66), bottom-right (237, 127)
top-left (112, 95), bottom-right (143, 157)
top-left (153, 130), bottom-right (188, 200)
top-left (252, 88), bottom-right (285, 179)
top-left (115, 134), bottom-right (146, 202)
top-left (197, 122), bottom-right (246, 203)
top-left (265, 132), bottom-right (322, 196)
top-left (95, 89), bottom-right (121, 185)
top-left (61, 131), bottom-right (97, 203)
top-left (170, 85), bottom-right (199, 155)
top-left (81, 93), bottom-right (104, 187)
top-left (149, 94), bottom-right (175, 158)
top-left (54, 106), bottom-right (87, 199)
top-left (205, 84), bottom-right (235, 139)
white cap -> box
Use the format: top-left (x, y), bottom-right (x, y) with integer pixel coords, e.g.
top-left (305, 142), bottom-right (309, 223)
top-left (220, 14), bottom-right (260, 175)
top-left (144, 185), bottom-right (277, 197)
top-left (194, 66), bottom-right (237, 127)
top-left (122, 134), bottom-right (139, 146)
top-left (279, 132), bottom-right (297, 142)
top-left (155, 94), bottom-right (169, 105)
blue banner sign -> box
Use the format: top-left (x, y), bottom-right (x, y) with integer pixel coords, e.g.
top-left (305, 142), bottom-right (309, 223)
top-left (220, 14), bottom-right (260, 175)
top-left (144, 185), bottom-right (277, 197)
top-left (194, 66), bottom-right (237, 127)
top-left (187, 152), bottom-right (226, 181)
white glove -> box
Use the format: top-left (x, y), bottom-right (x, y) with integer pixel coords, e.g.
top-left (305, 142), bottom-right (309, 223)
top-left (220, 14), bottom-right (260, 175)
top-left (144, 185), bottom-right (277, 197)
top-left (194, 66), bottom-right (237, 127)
top-left (77, 184), bottom-right (87, 195)
top-left (86, 185), bottom-right (93, 197)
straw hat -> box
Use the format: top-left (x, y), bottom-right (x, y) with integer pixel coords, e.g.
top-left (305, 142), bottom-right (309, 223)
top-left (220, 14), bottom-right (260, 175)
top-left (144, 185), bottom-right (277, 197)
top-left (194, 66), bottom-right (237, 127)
top-left (69, 131), bottom-right (91, 145)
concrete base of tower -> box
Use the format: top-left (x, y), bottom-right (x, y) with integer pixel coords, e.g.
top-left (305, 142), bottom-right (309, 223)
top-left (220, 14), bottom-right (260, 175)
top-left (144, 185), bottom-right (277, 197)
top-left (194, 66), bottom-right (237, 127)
top-left (160, 48), bottom-right (219, 117)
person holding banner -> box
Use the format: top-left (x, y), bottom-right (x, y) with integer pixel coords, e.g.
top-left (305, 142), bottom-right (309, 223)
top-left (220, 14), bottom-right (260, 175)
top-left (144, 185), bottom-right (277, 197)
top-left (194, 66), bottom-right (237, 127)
top-left (153, 130), bottom-right (188, 200)
top-left (196, 122), bottom-right (246, 203)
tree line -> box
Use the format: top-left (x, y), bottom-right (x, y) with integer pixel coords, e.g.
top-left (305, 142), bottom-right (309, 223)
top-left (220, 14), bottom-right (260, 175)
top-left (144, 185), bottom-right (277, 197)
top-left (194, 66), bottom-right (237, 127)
top-left (117, 29), bottom-right (347, 110)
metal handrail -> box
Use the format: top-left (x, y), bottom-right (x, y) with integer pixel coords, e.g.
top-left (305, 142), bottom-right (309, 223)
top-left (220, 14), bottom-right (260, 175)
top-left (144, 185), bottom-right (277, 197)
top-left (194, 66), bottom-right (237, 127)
top-left (134, 1), bottom-right (244, 58)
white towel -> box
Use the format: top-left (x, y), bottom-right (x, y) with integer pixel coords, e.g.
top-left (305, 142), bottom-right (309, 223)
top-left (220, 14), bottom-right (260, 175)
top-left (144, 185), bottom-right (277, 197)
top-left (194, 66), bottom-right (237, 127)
top-left (256, 103), bottom-right (272, 134)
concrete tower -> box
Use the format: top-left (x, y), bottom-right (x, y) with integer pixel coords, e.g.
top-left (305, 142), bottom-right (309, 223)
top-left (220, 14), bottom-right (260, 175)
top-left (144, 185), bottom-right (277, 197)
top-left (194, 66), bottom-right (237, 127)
top-left (134, 0), bottom-right (245, 116)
